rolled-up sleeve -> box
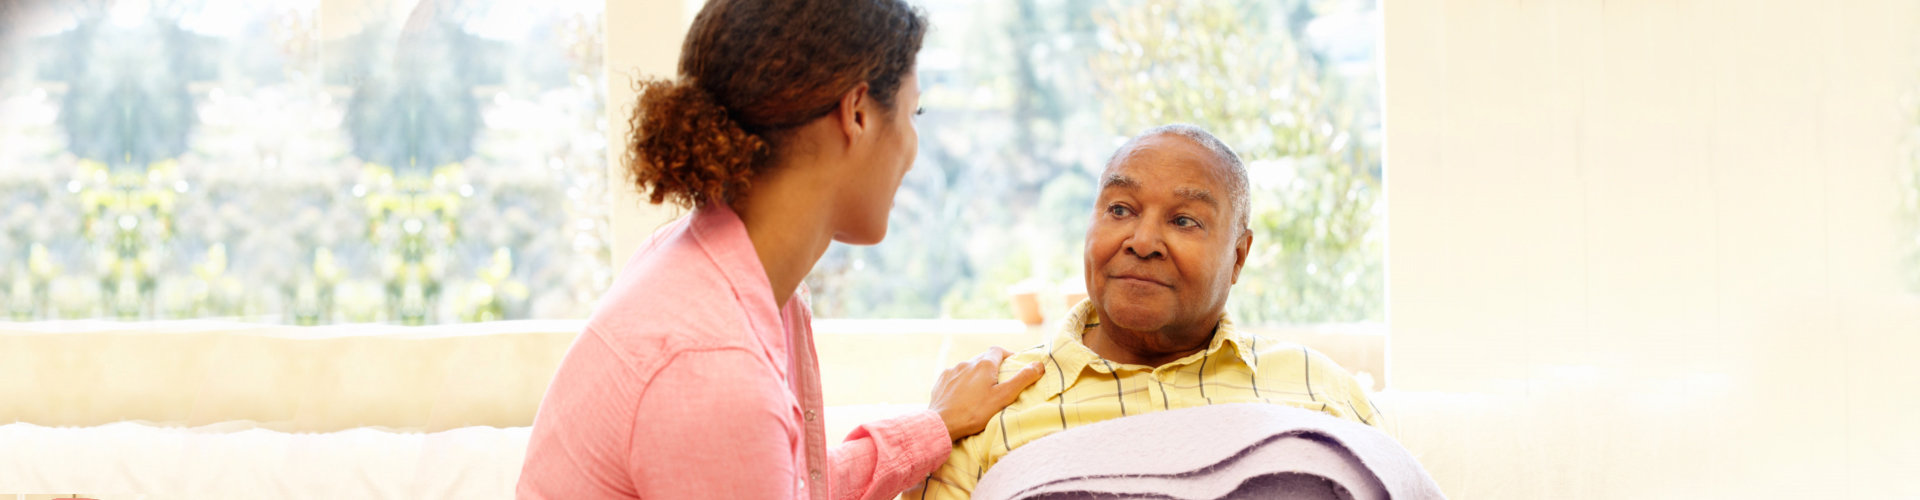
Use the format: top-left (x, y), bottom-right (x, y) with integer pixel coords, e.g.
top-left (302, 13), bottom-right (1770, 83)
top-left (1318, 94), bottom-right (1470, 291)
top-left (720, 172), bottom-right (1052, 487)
top-left (828, 409), bottom-right (951, 500)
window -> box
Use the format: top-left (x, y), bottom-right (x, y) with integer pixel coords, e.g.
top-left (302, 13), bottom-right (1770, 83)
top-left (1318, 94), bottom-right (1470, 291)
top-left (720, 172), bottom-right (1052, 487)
top-left (0, 0), bottom-right (611, 324)
top-left (803, 0), bottom-right (1384, 326)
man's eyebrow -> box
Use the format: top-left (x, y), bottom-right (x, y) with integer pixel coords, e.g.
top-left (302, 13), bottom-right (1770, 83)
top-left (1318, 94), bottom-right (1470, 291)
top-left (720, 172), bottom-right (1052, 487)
top-left (1100, 174), bottom-right (1139, 190)
top-left (1173, 186), bottom-right (1218, 207)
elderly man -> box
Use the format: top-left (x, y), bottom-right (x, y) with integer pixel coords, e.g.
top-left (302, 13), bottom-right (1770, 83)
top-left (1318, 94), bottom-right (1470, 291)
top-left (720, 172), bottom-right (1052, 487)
top-left (902, 124), bottom-right (1381, 499)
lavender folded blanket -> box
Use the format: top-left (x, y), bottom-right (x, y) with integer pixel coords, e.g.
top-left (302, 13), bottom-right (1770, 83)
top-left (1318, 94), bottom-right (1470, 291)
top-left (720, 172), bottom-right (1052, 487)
top-left (972, 403), bottom-right (1445, 500)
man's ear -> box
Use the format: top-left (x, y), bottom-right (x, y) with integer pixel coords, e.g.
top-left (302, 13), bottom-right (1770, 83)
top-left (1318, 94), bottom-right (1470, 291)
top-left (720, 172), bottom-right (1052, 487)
top-left (1229, 227), bottom-right (1252, 284)
top-left (834, 83), bottom-right (873, 148)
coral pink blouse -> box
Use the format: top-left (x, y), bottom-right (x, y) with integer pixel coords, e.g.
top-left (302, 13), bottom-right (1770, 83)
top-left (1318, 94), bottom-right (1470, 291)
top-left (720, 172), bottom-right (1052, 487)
top-left (518, 204), bottom-right (950, 499)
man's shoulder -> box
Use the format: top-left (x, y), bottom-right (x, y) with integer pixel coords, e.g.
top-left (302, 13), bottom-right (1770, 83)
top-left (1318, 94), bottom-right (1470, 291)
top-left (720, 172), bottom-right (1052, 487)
top-left (1242, 336), bottom-right (1338, 366)
top-left (1241, 337), bottom-right (1367, 387)
top-left (1241, 336), bottom-right (1381, 422)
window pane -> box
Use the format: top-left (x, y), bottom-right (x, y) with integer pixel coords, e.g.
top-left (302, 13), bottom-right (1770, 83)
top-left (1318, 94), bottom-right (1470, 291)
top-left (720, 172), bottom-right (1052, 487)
top-left (803, 0), bottom-right (1383, 325)
top-left (0, 1), bottom-right (611, 325)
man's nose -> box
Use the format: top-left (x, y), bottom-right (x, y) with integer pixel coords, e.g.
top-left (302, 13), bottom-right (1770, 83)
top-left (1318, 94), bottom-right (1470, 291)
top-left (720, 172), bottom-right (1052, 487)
top-left (1122, 221), bottom-right (1166, 260)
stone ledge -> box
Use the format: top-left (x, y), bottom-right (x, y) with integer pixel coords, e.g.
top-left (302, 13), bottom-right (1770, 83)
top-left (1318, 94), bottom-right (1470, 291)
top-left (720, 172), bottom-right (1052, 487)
top-left (1, 319), bottom-right (1382, 431)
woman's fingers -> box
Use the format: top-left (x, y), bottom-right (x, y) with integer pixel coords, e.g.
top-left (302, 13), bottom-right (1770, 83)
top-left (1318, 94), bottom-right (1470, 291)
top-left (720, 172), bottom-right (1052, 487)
top-left (992, 361), bottom-right (1046, 403)
top-left (930, 347), bottom-right (1046, 441)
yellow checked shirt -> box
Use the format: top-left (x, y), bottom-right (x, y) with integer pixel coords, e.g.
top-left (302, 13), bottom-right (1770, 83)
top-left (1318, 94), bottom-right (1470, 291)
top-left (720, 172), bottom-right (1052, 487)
top-left (900, 299), bottom-right (1382, 500)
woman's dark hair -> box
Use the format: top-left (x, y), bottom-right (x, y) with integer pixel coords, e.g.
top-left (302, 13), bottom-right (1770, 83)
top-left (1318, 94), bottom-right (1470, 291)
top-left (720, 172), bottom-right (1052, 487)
top-left (629, 0), bottom-right (928, 208)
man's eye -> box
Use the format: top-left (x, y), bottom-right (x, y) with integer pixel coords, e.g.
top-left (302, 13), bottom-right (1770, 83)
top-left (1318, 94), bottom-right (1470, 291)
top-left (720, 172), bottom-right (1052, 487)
top-left (1173, 216), bottom-right (1199, 228)
top-left (1106, 204), bottom-right (1131, 217)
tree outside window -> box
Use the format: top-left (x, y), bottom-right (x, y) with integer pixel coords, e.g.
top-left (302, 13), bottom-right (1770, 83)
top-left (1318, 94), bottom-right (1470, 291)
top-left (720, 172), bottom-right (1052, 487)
top-left (804, 0), bottom-right (1383, 326)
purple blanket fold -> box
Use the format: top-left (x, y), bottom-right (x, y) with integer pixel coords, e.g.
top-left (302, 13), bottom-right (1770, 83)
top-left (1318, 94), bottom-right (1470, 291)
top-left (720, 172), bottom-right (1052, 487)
top-left (973, 403), bottom-right (1445, 500)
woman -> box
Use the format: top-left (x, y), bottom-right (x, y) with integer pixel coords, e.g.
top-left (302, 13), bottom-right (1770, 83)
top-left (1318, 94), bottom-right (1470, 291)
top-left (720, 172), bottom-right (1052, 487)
top-left (517, 0), bottom-right (1046, 498)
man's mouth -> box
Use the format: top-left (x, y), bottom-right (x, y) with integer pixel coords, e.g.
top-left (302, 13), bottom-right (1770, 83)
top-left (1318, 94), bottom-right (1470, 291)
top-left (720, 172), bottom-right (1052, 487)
top-left (1111, 273), bottom-right (1170, 288)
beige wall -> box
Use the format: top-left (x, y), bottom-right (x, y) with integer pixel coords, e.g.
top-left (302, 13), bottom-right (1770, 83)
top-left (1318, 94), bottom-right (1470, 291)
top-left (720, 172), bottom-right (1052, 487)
top-left (1386, 0), bottom-right (1920, 497)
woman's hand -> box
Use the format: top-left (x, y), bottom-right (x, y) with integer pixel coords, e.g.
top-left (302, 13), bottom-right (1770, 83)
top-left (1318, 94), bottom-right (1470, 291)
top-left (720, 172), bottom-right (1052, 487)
top-left (928, 346), bottom-right (1046, 441)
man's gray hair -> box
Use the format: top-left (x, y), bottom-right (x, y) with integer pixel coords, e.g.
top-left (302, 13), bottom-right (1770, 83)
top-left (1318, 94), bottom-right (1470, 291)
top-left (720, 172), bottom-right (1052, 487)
top-left (1107, 124), bottom-right (1251, 231)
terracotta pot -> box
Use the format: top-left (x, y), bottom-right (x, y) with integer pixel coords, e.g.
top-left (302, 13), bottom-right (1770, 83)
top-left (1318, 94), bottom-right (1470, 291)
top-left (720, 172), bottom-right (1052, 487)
top-left (1010, 290), bottom-right (1043, 326)
top-left (1061, 292), bottom-right (1088, 310)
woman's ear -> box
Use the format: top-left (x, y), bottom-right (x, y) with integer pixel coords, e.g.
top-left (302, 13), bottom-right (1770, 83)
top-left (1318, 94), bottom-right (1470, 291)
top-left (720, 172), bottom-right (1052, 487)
top-left (834, 83), bottom-right (872, 148)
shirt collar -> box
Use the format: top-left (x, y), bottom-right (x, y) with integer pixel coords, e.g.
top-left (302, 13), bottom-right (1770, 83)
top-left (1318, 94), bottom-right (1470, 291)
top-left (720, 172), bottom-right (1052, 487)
top-left (687, 203), bottom-right (790, 372)
top-left (1040, 299), bottom-right (1258, 399)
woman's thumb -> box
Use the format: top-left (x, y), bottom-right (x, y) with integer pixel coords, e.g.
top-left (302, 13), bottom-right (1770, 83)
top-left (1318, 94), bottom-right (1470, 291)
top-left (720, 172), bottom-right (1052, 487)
top-left (998, 361), bottom-right (1045, 394)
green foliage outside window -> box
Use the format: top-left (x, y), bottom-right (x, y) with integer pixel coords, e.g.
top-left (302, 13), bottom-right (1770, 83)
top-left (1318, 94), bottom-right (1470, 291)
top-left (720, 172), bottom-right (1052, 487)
top-left (0, 3), bottom-right (611, 324)
top-left (804, 0), bottom-right (1383, 325)
top-left (1093, 0), bottom-right (1382, 324)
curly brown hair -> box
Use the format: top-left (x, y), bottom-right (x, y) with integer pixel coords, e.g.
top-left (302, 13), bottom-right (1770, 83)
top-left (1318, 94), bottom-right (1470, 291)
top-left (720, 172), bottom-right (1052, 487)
top-left (629, 0), bottom-right (929, 208)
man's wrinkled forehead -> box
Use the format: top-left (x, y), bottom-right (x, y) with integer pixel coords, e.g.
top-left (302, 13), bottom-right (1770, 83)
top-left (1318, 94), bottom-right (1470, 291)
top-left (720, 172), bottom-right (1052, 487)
top-left (1098, 137), bottom-right (1230, 208)
top-left (1101, 172), bottom-right (1218, 207)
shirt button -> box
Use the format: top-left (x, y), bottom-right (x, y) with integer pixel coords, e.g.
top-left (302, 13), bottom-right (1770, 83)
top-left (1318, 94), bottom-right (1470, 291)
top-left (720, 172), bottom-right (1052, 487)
top-left (804, 409), bottom-right (817, 422)
top-left (810, 469), bottom-right (823, 482)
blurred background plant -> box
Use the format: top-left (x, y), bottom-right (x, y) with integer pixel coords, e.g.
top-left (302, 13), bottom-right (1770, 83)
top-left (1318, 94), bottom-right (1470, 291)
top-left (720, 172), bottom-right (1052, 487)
top-left (0, 0), bottom-right (1380, 326)
top-left (1092, 0), bottom-right (1381, 323)
top-left (0, 0), bottom-right (610, 324)
top-left (805, 0), bottom-right (1382, 325)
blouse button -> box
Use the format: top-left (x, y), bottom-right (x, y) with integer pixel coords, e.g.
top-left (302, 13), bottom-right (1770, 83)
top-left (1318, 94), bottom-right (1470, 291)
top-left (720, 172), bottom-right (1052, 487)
top-left (803, 409), bottom-right (818, 422)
